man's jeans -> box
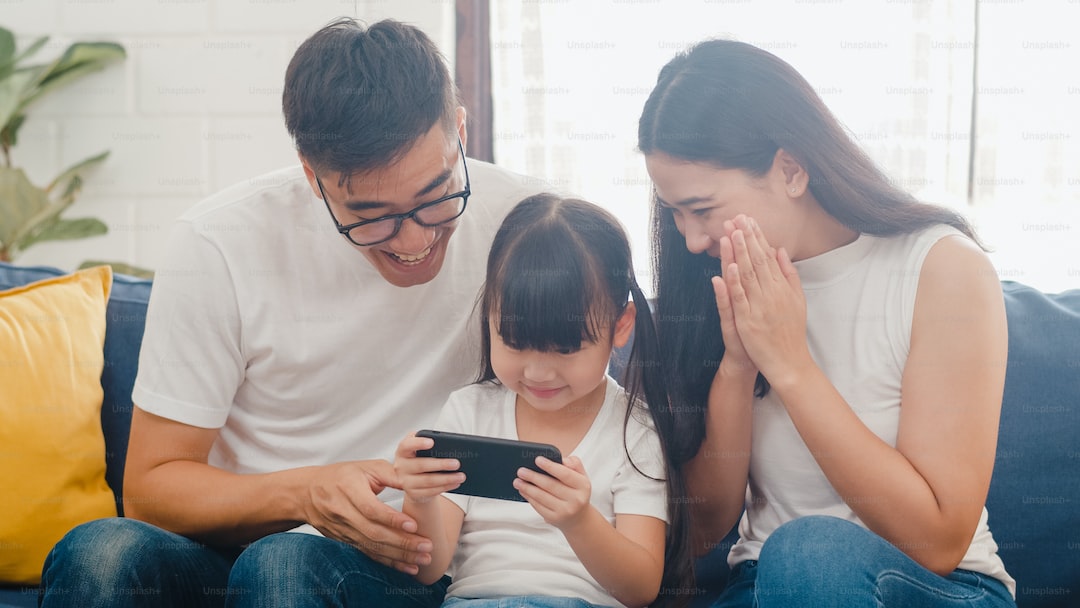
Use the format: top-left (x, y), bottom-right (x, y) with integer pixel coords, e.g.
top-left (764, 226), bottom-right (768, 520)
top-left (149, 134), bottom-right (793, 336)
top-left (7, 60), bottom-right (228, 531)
top-left (39, 518), bottom-right (448, 607)
top-left (710, 516), bottom-right (1016, 608)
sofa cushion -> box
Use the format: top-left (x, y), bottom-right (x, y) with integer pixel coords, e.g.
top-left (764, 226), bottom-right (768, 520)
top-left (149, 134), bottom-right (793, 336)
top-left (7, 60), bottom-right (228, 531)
top-left (0, 262), bottom-right (151, 515)
top-left (0, 265), bottom-right (118, 585)
top-left (97, 270), bottom-right (151, 514)
top-left (988, 281), bottom-right (1080, 608)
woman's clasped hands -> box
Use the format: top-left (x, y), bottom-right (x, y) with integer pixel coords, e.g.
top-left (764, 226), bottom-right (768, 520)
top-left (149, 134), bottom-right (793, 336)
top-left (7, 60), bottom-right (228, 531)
top-left (711, 214), bottom-right (813, 389)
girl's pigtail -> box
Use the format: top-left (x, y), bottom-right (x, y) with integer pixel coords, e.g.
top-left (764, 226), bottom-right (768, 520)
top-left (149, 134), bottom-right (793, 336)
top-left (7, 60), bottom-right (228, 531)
top-left (625, 279), bottom-right (695, 607)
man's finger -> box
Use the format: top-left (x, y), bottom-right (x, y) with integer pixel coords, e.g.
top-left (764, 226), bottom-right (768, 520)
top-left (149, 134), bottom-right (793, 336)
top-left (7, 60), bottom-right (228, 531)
top-left (355, 522), bottom-right (431, 565)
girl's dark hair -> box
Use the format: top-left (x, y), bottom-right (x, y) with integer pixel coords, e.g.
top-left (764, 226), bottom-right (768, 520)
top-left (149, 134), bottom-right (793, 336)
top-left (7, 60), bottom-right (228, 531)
top-left (477, 193), bottom-right (693, 605)
top-left (638, 39), bottom-right (982, 461)
top-left (283, 18), bottom-right (459, 184)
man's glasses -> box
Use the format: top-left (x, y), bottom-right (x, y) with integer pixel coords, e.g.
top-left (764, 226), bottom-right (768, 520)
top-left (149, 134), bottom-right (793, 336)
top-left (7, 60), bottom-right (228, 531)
top-left (315, 139), bottom-right (470, 247)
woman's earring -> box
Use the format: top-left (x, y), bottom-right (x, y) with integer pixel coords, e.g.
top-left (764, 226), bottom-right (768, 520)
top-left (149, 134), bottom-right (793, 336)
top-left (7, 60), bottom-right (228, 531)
top-left (790, 187), bottom-right (797, 193)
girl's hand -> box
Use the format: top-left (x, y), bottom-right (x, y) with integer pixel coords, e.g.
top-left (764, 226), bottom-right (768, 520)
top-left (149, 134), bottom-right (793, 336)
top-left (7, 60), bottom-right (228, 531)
top-left (724, 214), bottom-right (813, 386)
top-left (393, 433), bottom-right (465, 502)
top-left (514, 455), bottom-right (592, 530)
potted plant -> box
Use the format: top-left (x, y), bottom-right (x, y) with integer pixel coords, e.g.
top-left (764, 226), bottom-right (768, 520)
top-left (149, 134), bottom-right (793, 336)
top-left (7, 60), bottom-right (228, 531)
top-left (0, 25), bottom-right (127, 268)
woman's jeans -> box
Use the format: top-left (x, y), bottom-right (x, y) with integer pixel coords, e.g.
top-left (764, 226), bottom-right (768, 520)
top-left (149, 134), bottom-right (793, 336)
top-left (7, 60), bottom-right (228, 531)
top-left (39, 518), bottom-right (449, 607)
top-left (711, 516), bottom-right (1016, 608)
top-left (443, 597), bottom-right (608, 608)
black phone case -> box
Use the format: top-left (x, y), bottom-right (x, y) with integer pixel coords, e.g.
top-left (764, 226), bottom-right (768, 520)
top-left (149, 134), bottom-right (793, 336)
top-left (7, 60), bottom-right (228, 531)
top-left (415, 429), bottom-right (563, 502)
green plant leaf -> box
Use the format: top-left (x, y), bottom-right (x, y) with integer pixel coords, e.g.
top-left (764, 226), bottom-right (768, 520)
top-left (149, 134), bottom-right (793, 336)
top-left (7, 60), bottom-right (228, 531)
top-left (1, 112), bottom-right (25, 150)
top-left (0, 34), bottom-right (48, 80)
top-left (5, 36), bottom-right (48, 68)
top-left (19, 42), bottom-right (126, 110)
top-left (0, 165), bottom-right (49, 249)
top-left (0, 66), bottom-right (44, 136)
top-left (17, 216), bottom-right (107, 250)
top-left (49, 41), bottom-right (126, 78)
top-left (0, 28), bottom-right (15, 72)
top-left (47, 150), bottom-right (109, 199)
top-left (1, 150), bottom-right (111, 257)
top-left (0, 30), bottom-right (125, 261)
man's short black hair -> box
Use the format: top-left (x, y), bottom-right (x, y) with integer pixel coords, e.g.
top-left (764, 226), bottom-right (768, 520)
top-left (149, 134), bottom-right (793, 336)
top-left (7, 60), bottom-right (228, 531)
top-left (283, 18), bottom-right (460, 183)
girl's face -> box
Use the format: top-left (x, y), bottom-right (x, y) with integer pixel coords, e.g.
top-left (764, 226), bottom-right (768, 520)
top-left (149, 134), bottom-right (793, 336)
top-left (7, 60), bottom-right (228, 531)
top-left (644, 151), bottom-right (797, 259)
top-left (489, 304), bottom-right (635, 415)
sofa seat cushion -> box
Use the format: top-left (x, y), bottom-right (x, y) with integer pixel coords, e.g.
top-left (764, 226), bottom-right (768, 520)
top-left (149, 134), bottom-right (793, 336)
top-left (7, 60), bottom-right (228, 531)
top-left (0, 266), bottom-right (119, 585)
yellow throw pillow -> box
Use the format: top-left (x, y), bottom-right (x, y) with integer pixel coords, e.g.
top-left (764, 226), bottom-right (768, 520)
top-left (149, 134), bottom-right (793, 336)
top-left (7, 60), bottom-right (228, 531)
top-left (0, 265), bottom-right (119, 585)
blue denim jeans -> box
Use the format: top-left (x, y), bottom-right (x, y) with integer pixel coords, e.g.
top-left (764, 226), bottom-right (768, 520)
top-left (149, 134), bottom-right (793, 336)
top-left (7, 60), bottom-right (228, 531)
top-left (39, 518), bottom-right (449, 607)
top-left (443, 597), bottom-right (609, 608)
top-left (710, 516), bottom-right (1016, 608)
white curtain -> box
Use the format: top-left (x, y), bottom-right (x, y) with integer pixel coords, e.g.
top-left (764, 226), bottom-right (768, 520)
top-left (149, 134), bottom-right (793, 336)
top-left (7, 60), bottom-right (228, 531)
top-left (967, 1), bottom-right (1080, 289)
top-left (490, 0), bottom-right (1080, 293)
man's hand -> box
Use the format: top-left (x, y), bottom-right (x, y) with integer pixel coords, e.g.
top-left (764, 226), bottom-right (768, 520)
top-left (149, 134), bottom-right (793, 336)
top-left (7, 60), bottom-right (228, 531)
top-left (303, 459), bottom-right (436, 574)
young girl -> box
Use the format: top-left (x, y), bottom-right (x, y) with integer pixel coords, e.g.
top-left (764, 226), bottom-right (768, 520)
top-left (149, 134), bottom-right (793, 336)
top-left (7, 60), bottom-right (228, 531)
top-left (638, 40), bottom-right (1015, 606)
top-left (394, 193), bottom-right (691, 608)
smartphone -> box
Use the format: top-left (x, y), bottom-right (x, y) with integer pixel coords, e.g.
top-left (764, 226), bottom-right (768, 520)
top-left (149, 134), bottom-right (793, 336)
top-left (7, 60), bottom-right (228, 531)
top-left (415, 429), bottom-right (563, 502)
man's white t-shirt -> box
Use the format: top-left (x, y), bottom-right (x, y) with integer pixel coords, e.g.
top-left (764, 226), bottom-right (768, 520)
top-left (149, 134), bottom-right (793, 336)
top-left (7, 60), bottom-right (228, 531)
top-left (434, 376), bottom-right (668, 608)
top-left (131, 161), bottom-right (542, 511)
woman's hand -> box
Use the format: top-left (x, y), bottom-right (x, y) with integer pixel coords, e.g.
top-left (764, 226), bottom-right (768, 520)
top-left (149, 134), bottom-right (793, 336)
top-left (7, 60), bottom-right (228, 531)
top-left (722, 214), bottom-right (813, 387)
top-left (514, 455), bottom-right (593, 531)
top-left (712, 218), bottom-right (756, 379)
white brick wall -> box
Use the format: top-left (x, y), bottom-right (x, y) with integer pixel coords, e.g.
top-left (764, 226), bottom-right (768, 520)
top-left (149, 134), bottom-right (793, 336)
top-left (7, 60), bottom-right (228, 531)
top-left (7, 0), bottom-right (455, 271)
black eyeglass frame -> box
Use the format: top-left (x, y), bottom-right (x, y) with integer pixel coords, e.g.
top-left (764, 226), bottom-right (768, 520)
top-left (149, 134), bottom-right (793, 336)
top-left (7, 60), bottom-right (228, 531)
top-left (315, 138), bottom-right (471, 247)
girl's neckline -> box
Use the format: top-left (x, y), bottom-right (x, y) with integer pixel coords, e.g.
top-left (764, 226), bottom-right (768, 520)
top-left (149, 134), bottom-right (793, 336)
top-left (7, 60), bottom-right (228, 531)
top-left (510, 376), bottom-right (612, 457)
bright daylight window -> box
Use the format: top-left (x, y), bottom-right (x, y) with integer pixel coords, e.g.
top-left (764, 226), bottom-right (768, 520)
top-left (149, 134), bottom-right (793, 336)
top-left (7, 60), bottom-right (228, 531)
top-left (489, 1), bottom-right (1080, 293)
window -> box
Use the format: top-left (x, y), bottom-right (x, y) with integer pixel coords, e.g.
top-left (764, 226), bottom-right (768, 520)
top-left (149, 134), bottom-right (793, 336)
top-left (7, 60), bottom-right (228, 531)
top-left (488, 1), bottom-right (1080, 293)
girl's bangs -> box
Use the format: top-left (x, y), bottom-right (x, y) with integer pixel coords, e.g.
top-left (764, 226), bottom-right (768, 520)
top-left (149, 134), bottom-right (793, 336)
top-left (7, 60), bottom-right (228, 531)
top-left (491, 237), bottom-right (612, 352)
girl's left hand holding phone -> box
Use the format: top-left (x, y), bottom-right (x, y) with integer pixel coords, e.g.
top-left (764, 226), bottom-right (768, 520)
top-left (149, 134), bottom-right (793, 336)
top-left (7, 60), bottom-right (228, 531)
top-left (394, 433), bottom-right (465, 503)
top-left (514, 455), bottom-right (592, 530)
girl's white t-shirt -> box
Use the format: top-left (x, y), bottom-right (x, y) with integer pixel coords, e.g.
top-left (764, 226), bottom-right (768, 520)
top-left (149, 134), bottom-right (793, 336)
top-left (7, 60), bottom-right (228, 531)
top-left (435, 376), bottom-right (668, 607)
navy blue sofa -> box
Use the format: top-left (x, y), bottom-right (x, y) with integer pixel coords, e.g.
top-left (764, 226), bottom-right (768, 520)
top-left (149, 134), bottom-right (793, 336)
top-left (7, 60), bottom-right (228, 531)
top-left (1, 261), bottom-right (1077, 607)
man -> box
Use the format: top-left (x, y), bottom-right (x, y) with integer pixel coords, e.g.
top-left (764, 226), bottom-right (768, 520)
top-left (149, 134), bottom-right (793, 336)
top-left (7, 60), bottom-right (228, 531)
top-left (41, 18), bottom-right (543, 607)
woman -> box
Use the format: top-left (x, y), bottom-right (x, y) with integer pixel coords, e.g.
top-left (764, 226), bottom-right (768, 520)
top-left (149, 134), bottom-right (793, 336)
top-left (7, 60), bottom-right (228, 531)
top-left (639, 39), bottom-right (1016, 607)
